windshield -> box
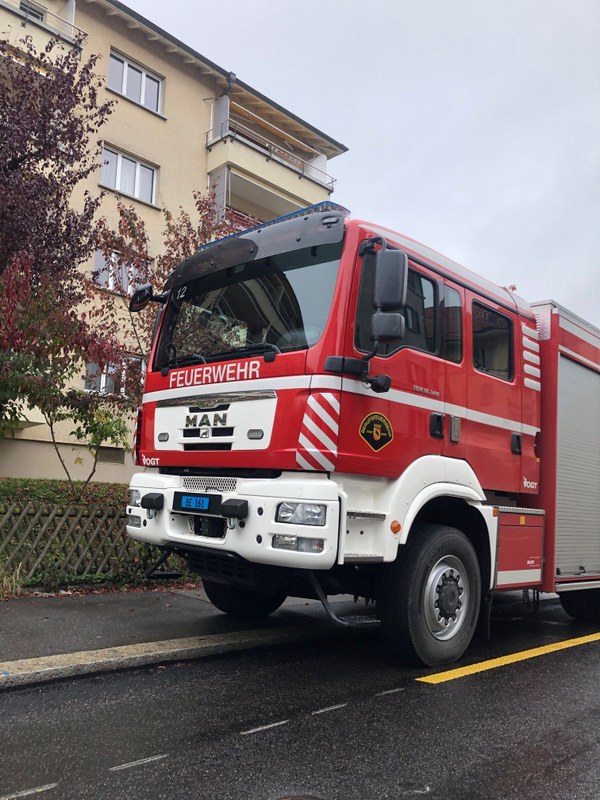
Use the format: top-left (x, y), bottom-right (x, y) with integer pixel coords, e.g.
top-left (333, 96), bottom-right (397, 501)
top-left (155, 241), bottom-right (342, 368)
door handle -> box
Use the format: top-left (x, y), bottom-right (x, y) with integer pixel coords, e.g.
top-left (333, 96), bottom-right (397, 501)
top-left (430, 412), bottom-right (445, 439)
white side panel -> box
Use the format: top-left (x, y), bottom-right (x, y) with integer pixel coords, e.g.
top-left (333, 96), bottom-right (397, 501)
top-left (556, 356), bottom-right (600, 575)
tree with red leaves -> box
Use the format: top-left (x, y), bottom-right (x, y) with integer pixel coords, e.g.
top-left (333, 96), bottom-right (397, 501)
top-left (0, 34), bottom-right (129, 492)
top-left (94, 190), bottom-right (248, 397)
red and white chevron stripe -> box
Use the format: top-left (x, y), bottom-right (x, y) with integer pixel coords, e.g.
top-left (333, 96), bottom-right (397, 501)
top-left (296, 391), bottom-right (340, 471)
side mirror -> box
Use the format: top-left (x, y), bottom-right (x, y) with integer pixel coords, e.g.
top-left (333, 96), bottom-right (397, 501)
top-left (372, 248), bottom-right (408, 342)
top-left (372, 309), bottom-right (406, 342)
top-left (129, 284), bottom-right (167, 312)
top-left (129, 284), bottom-right (154, 312)
top-left (374, 249), bottom-right (408, 310)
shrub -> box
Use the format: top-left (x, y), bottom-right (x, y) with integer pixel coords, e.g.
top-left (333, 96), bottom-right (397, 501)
top-left (0, 478), bottom-right (194, 593)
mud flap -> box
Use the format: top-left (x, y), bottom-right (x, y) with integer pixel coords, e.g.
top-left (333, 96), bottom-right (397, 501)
top-left (476, 592), bottom-right (493, 641)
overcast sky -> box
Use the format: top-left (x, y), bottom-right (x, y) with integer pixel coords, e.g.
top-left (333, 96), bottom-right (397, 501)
top-left (122, 0), bottom-right (600, 328)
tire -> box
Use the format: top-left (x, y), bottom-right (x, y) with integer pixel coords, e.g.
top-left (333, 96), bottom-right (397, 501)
top-left (559, 589), bottom-right (600, 622)
top-left (203, 580), bottom-right (287, 620)
top-left (380, 523), bottom-right (481, 667)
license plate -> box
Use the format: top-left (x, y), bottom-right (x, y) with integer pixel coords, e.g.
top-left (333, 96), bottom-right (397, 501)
top-left (173, 492), bottom-right (222, 515)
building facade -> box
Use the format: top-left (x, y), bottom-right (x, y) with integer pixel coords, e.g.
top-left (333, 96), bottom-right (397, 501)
top-left (0, 0), bottom-right (347, 483)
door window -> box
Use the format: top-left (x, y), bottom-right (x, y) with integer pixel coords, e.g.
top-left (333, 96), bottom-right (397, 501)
top-left (441, 286), bottom-right (463, 363)
top-left (472, 302), bottom-right (513, 380)
top-left (355, 260), bottom-right (436, 356)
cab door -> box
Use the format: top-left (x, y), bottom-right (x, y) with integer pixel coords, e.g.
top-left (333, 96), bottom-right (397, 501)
top-left (465, 294), bottom-right (522, 493)
top-left (335, 248), bottom-right (446, 479)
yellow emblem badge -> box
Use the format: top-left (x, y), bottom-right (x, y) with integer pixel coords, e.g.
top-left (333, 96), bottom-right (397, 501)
top-left (359, 413), bottom-right (393, 452)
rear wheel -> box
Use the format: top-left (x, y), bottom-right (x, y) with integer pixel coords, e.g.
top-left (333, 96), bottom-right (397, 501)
top-left (559, 589), bottom-right (600, 622)
top-left (203, 580), bottom-right (287, 620)
top-left (381, 524), bottom-right (481, 667)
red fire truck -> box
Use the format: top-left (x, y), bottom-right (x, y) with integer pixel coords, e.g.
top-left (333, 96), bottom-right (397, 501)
top-left (127, 202), bottom-right (600, 667)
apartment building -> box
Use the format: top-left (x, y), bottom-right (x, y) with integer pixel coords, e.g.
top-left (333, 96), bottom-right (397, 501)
top-left (0, 0), bottom-right (347, 482)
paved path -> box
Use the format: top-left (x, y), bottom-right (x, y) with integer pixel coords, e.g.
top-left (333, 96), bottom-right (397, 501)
top-left (0, 587), bottom-right (368, 688)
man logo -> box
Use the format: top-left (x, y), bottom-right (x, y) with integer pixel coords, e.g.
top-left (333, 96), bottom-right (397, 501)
top-left (185, 413), bottom-right (227, 428)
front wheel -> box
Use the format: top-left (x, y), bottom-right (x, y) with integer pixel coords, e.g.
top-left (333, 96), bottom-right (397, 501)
top-left (203, 580), bottom-right (287, 620)
top-left (380, 524), bottom-right (481, 667)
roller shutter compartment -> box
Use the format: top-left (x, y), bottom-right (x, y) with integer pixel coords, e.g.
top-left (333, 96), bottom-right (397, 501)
top-left (555, 356), bottom-right (600, 576)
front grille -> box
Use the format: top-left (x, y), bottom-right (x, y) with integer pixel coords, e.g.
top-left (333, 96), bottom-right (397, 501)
top-left (188, 403), bottom-right (229, 412)
top-left (183, 476), bottom-right (239, 493)
top-left (183, 427), bottom-right (234, 438)
top-left (183, 443), bottom-right (232, 451)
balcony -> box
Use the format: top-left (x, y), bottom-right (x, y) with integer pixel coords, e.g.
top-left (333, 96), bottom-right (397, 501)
top-left (206, 117), bottom-right (336, 194)
top-left (0, 0), bottom-right (85, 44)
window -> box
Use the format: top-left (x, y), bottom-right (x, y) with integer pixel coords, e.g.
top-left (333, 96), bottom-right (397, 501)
top-left (403, 270), bottom-right (436, 353)
top-left (92, 250), bottom-right (147, 295)
top-left (101, 146), bottom-right (156, 204)
top-left (108, 52), bottom-right (162, 113)
top-left (355, 256), bottom-right (436, 357)
top-left (472, 302), bottom-right (513, 380)
top-left (84, 356), bottom-right (144, 397)
top-left (441, 286), bottom-right (463, 363)
top-left (20, 1), bottom-right (45, 23)
top-left (93, 250), bottom-right (129, 294)
top-left (97, 447), bottom-right (125, 464)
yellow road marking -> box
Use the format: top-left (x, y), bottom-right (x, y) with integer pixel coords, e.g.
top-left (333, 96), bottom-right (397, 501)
top-left (417, 632), bottom-right (600, 684)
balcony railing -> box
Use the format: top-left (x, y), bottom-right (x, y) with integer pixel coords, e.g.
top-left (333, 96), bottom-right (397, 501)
top-left (225, 206), bottom-right (262, 230)
top-left (206, 118), bottom-right (336, 192)
top-left (0, 0), bottom-right (86, 42)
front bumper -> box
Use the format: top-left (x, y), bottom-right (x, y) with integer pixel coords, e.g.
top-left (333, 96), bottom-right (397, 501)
top-left (126, 471), bottom-right (340, 570)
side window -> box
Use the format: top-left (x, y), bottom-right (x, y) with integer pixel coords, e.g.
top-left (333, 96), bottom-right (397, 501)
top-left (442, 286), bottom-right (463, 363)
top-left (472, 302), bottom-right (513, 380)
top-left (355, 258), bottom-right (436, 356)
top-left (403, 270), bottom-right (436, 353)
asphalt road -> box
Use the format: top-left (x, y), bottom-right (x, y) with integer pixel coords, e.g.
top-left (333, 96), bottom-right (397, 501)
top-left (2, 595), bottom-right (600, 800)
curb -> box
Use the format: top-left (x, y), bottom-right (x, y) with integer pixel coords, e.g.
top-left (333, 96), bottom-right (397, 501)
top-left (0, 623), bottom-right (355, 690)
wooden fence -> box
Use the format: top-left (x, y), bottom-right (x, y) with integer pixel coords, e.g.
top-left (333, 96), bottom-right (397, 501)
top-left (0, 502), bottom-right (162, 587)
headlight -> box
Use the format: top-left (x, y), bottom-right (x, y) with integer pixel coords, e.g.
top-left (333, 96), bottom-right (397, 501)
top-left (129, 489), bottom-right (141, 507)
top-left (276, 502), bottom-right (326, 526)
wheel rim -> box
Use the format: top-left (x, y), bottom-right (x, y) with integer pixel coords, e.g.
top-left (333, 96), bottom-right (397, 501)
top-left (423, 555), bottom-right (469, 641)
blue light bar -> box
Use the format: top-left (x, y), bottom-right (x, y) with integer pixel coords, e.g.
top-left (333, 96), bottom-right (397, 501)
top-left (195, 201), bottom-right (350, 255)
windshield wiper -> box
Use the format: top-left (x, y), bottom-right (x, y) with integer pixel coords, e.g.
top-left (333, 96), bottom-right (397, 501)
top-left (207, 343), bottom-right (281, 363)
top-left (159, 353), bottom-right (207, 375)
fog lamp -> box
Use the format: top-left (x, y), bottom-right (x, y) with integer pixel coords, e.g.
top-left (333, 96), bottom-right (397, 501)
top-left (272, 534), bottom-right (324, 553)
top-left (127, 514), bottom-right (142, 528)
